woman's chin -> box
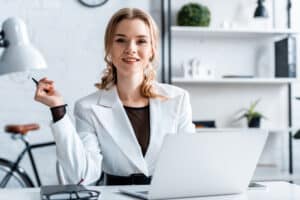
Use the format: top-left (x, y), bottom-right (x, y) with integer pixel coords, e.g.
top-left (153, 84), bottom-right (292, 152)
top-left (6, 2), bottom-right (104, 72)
top-left (118, 70), bottom-right (143, 78)
top-left (121, 62), bottom-right (139, 67)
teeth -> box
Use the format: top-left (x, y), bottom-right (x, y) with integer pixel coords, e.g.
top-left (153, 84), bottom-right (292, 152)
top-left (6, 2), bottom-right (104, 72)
top-left (123, 58), bottom-right (138, 62)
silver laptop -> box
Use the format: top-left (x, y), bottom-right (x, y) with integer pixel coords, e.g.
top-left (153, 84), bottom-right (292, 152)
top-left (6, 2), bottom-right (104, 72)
top-left (120, 130), bottom-right (268, 199)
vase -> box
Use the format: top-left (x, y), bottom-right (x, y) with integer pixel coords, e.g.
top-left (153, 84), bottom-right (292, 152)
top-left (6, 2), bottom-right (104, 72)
top-left (248, 117), bottom-right (261, 128)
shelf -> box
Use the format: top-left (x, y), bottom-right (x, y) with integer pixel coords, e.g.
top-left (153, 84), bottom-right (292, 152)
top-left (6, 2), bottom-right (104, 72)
top-left (252, 166), bottom-right (300, 182)
top-left (195, 127), bottom-right (294, 134)
top-left (172, 26), bottom-right (300, 38)
top-left (172, 78), bottom-right (298, 84)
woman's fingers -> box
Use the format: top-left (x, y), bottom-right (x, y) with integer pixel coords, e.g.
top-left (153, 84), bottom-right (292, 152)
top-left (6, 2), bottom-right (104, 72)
top-left (39, 77), bottom-right (54, 85)
top-left (34, 78), bottom-right (55, 99)
top-left (34, 85), bottom-right (48, 98)
top-left (34, 77), bottom-right (64, 107)
top-left (37, 78), bottom-right (55, 93)
top-left (38, 82), bottom-right (51, 93)
top-left (47, 86), bottom-right (55, 96)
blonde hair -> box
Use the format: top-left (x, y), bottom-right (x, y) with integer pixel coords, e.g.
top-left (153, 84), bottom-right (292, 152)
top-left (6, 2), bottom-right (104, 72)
top-left (95, 8), bottom-right (160, 98)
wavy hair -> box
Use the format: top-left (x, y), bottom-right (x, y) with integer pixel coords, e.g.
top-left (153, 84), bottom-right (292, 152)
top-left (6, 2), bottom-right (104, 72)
top-left (95, 8), bottom-right (160, 98)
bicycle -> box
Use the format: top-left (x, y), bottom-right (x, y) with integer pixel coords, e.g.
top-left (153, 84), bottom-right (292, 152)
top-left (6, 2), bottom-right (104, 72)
top-left (0, 123), bottom-right (55, 188)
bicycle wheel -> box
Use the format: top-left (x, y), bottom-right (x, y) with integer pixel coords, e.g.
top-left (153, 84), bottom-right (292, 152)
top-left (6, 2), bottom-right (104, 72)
top-left (0, 158), bottom-right (34, 188)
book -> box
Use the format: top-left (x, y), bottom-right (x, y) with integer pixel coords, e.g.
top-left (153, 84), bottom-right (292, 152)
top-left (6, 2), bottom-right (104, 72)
top-left (275, 36), bottom-right (297, 78)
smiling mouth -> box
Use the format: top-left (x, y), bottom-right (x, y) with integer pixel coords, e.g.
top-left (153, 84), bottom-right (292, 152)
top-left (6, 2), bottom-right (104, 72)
top-left (122, 58), bottom-right (140, 63)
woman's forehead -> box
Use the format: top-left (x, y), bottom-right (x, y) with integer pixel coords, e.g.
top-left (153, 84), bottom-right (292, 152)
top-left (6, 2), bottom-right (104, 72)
top-left (114, 19), bottom-right (151, 37)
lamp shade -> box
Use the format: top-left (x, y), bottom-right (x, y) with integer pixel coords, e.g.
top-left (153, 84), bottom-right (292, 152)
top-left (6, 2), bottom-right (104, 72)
top-left (254, 0), bottom-right (268, 18)
top-left (0, 17), bottom-right (47, 76)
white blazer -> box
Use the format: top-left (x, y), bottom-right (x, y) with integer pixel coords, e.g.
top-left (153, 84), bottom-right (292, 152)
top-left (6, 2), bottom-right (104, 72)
top-left (51, 83), bottom-right (195, 185)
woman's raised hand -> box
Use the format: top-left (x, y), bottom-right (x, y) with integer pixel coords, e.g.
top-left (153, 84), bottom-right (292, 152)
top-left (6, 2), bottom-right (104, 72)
top-left (34, 77), bottom-right (64, 107)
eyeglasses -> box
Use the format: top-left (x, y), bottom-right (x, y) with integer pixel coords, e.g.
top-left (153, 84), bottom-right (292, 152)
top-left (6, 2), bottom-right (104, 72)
top-left (42, 189), bottom-right (100, 200)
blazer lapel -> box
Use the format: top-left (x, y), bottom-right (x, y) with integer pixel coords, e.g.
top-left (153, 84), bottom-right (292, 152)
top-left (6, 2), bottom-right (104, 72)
top-left (145, 95), bottom-right (181, 172)
top-left (91, 87), bottom-right (148, 174)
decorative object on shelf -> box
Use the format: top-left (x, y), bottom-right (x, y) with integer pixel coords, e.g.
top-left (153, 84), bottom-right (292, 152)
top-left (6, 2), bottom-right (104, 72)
top-left (294, 129), bottom-right (300, 139)
top-left (78, 0), bottom-right (108, 8)
top-left (275, 36), bottom-right (297, 78)
top-left (251, 0), bottom-right (273, 29)
top-left (220, 21), bottom-right (233, 29)
top-left (0, 17), bottom-right (47, 77)
top-left (182, 58), bottom-right (215, 79)
top-left (236, 99), bottom-right (267, 128)
top-left (254, 0), bottom-right (268, 18)
top-left (177, 3), bottom-right (211, 27)
top-left (193, 120), bottom-right (216, 128)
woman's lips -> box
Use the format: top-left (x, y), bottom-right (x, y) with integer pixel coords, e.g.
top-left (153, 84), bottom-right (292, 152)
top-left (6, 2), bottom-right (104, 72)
top-left (122, 58), bottom-right (140, 63)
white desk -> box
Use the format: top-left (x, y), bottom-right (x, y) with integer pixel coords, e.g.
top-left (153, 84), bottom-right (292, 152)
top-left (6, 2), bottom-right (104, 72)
top-left (0, 182), bottom-right (300, 200)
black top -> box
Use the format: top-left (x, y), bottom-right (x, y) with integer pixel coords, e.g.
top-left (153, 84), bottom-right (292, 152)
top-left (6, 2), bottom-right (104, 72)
top-left (124, 105), bottom-right (150, 156)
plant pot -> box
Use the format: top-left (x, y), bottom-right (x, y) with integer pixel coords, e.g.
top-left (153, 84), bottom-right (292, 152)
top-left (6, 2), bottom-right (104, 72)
top-left (248, 117), bottom-right (261, 128)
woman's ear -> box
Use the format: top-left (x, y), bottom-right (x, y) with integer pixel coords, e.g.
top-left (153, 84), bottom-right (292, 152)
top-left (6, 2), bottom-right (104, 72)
top-left (149, 55), bottom-right (154, 62)
top-left (107, 54), bottom-right (112, 62)
top-left (149, 50), bottom-right (155, 61)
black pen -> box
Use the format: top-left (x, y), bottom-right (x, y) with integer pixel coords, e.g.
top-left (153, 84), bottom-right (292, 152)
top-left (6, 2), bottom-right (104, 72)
top-left (32, 77), bottom-right (39, 86)
top-left (32, 77), bottom-right (49, 93)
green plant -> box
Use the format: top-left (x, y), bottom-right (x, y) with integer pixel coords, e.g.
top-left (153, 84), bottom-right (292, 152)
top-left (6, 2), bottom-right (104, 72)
top-left (237, 99), bottom-right (267, 126)
top-left (177, 3), bottom-right (211, 27)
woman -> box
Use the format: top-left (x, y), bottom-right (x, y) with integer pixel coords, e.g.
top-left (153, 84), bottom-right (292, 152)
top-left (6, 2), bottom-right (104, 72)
top-left (34, 8), bottom-right (195, 185)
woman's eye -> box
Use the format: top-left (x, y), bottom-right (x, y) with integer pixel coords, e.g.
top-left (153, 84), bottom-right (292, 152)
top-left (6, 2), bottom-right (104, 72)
top-left (115, 38), bottom-right (126, 43)
top-left (137, 40), bottom-right (147, 44)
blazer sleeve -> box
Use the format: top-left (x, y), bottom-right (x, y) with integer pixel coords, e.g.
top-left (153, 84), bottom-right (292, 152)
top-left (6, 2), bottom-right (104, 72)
top-left (50, 101), bottom-right (102, 185)
top-left (177, 91), bottom-right (196, 133)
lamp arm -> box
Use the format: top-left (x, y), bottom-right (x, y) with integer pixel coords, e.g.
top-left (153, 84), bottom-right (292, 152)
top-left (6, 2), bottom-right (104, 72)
top-left (0, 30), bottom-right (9, 48)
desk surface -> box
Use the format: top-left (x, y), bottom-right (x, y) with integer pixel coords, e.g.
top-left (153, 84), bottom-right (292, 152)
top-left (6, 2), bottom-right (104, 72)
top-left (0, 182), bottom-right (300, 200)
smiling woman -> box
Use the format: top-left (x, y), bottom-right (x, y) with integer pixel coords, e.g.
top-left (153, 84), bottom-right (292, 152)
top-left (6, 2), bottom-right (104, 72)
top-left (110, 19), bottom-right (153, 83)
top-left (34, 8), bottom-right (195, 186)
top-left (97, 8), bottom-right (159, 99)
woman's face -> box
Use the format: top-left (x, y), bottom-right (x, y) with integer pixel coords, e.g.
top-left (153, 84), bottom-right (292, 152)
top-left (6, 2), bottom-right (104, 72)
top-left (110, 18), bottom-right (153, 78)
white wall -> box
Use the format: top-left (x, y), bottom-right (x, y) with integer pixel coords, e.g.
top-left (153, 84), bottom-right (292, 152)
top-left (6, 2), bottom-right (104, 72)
top-left (0, 0), bottom-right (160, 185)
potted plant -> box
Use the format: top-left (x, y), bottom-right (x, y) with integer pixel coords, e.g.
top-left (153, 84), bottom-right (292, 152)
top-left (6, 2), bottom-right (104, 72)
top-left (237, 99), bottom-right (267, 128)
top-left (177, 3), bottom-right (211, 27)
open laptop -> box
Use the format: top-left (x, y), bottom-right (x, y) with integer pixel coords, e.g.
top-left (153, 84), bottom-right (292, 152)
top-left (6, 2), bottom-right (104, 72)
top-left (120, 130), bottom-right (268, 199)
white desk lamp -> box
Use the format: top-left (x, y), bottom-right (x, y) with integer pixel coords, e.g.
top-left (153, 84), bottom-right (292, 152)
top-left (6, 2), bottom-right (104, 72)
top-left (0, 17), bottom-right (46, 76)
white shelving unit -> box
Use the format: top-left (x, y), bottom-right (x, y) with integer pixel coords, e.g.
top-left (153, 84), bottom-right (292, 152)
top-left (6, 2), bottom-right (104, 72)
top-left (166, 0), bottom-right (299, 181)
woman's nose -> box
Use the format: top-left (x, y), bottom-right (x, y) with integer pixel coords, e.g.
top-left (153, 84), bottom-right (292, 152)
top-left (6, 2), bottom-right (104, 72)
top-left (124, 41), bottom-right (137, 54)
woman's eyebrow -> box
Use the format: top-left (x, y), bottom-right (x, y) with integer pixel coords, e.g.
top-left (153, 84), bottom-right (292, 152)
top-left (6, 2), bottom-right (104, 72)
top-left (136, 35), bottom-right (149, 38)
top-left (114, 34), bottom-right (149, 38)
top-left (115, 34), bottom-right (126, 37)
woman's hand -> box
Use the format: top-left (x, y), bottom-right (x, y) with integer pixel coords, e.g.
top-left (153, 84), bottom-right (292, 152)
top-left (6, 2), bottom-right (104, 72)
top-left (34, 77), bottom-right (64, 107)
